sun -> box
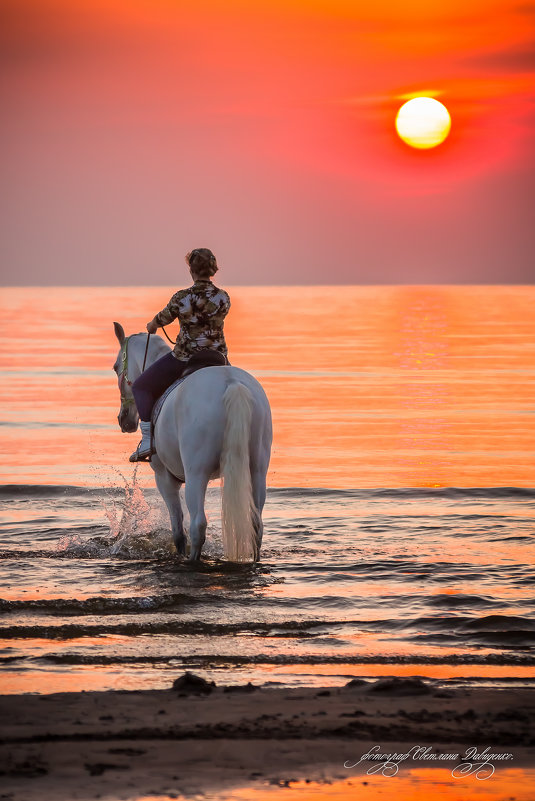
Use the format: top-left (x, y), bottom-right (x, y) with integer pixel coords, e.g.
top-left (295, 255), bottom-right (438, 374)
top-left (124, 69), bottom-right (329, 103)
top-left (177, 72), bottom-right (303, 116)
top-left (395, 97), bottom-right (451, 149)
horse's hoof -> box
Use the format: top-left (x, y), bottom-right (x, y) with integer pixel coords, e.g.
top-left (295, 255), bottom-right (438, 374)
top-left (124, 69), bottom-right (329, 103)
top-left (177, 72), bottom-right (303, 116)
top-left (173, 542), bottom-right (187, 558)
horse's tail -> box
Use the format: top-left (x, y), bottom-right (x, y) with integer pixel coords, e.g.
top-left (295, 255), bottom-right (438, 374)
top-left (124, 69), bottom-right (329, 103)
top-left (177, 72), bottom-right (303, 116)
top-left (220, 382), bottom-right (257, 562)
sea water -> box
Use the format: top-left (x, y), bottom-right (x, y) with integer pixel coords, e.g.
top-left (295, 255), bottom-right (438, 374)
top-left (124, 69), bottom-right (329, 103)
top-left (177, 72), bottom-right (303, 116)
top-left (0, 286), bottom-right (534, 693)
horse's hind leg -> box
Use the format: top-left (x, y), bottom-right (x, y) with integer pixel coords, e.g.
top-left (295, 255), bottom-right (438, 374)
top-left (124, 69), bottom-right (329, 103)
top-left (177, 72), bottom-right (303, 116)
top-left (153, 462), bottom-right (186, 556)
top-left (184, 472), bottom-right (210, 561)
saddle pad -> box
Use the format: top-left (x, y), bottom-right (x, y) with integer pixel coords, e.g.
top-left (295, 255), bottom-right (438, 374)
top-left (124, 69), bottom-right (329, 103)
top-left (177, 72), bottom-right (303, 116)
top-left (151, 377), bottom-right (187, 427)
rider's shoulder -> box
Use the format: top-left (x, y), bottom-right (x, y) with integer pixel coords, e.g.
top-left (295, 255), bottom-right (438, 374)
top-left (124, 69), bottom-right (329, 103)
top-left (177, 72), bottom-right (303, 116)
top-left (186, 280), bottom-right (230, 307)
top-left (169, 287), bottom-right (190, 304)
top-left (212, 283), bottom-right (230, 301)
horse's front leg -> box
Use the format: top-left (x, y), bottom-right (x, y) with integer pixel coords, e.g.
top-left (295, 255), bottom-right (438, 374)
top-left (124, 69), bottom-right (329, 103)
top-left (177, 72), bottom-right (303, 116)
top-left (151, 457), bottom-right (186, 556)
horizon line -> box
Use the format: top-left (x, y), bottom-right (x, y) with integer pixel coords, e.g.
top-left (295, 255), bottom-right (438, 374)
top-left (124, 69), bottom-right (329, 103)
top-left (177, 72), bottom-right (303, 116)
top-left (2, 282), bottom-right (535, 289)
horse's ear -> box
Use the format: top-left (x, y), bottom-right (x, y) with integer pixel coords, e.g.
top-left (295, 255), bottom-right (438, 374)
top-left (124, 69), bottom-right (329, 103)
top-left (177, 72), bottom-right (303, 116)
top-left (113, 322), bottom-right (126, 345)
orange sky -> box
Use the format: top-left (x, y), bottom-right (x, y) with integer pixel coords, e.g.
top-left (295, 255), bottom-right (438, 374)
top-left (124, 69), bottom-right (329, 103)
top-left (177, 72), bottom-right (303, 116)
top-left (1, 0), bottom-right (534, 284)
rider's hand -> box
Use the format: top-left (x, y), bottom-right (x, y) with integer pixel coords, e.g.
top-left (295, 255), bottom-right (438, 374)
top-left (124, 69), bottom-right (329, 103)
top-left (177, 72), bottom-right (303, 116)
top-left (146, 319), bottom-right (159, 334)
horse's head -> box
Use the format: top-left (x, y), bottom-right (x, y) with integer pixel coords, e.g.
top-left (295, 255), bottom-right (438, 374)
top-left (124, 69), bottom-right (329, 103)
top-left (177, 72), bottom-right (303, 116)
top-left (113, 322), bottom-right (139, 433)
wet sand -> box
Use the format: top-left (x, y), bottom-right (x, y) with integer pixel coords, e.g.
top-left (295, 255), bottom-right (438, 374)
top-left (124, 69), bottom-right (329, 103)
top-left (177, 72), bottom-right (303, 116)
top-left (1, 676), bottom-right (534, 800)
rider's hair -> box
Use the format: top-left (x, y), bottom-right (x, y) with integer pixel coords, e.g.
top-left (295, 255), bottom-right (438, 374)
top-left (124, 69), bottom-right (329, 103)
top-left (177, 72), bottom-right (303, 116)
top-left (186, 248), bottom-right (218, 278)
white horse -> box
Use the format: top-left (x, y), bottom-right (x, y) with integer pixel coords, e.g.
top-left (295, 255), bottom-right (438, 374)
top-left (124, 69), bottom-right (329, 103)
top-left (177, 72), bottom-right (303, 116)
top-left (113, 323), bottom-right (272, 562)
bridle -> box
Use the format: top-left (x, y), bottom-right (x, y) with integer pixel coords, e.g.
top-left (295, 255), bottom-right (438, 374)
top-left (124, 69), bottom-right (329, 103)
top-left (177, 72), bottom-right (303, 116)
top-left (118, 336), bottom-right (136, 408)
top-left (118, 332), bottom-right (153, 410)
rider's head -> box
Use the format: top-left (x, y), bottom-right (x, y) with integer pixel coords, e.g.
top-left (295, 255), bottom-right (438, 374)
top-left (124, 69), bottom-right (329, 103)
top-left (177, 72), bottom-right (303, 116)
top-left (186, 248), bottom-right (218, 280)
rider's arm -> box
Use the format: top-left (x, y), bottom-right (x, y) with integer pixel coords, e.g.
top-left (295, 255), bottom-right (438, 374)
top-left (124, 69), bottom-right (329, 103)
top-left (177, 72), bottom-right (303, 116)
top-left (151, 289), bottom-right (188, 331)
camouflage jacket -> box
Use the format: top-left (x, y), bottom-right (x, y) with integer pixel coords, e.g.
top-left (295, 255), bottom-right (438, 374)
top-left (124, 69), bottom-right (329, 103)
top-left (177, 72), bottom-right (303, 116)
top-left (155, 279), bottom-right (231, 360)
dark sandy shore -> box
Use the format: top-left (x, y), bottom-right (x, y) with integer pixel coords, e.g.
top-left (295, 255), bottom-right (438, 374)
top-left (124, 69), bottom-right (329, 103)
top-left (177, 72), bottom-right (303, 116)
top-left (1, 676), bottom-right (534, 800)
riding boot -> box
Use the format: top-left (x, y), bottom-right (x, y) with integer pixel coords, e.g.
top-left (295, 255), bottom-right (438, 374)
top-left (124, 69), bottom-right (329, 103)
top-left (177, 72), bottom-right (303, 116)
top-left (129, 421), bottom-right (153, 462)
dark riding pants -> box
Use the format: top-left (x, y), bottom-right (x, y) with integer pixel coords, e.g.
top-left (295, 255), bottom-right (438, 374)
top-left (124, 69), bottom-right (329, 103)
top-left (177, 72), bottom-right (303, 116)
top-left (132, 353), bottom-right (187, 422)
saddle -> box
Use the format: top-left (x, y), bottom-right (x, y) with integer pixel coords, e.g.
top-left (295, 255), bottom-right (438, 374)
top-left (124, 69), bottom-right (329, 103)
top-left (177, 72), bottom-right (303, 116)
top-left (151, 349), bottom-right (228, 429)
top-left (181, 348), bottom-right (228, 378)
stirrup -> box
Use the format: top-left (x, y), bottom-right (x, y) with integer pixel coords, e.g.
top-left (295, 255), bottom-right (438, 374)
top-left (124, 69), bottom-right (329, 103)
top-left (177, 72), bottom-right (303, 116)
top-left (129, 442), bottom-right (153, 462)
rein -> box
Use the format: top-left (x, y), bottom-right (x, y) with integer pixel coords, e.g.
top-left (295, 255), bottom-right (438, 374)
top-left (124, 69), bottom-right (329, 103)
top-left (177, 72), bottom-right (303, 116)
top-left (142, 333), bottom-right (150, 372)
top-left (160, 325), bottom-right (177, 345)
top-left (119, 329), bottom-right (174, 408)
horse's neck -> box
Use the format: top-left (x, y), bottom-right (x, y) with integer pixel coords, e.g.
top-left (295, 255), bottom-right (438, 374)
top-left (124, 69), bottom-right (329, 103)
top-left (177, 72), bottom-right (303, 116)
top-left (130, 335), bottom-right (171, 380)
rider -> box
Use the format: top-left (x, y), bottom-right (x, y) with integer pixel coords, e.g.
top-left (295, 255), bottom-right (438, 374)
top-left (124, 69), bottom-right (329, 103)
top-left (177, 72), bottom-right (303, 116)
top-left (129, 248), bottom-right (231, 462)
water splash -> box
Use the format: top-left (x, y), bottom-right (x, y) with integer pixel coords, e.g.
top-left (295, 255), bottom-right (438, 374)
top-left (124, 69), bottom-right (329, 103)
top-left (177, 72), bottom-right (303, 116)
top-left (56, 468), bottom-right (226, 560)
top-left (56, 468), bottom-right (173, 558)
